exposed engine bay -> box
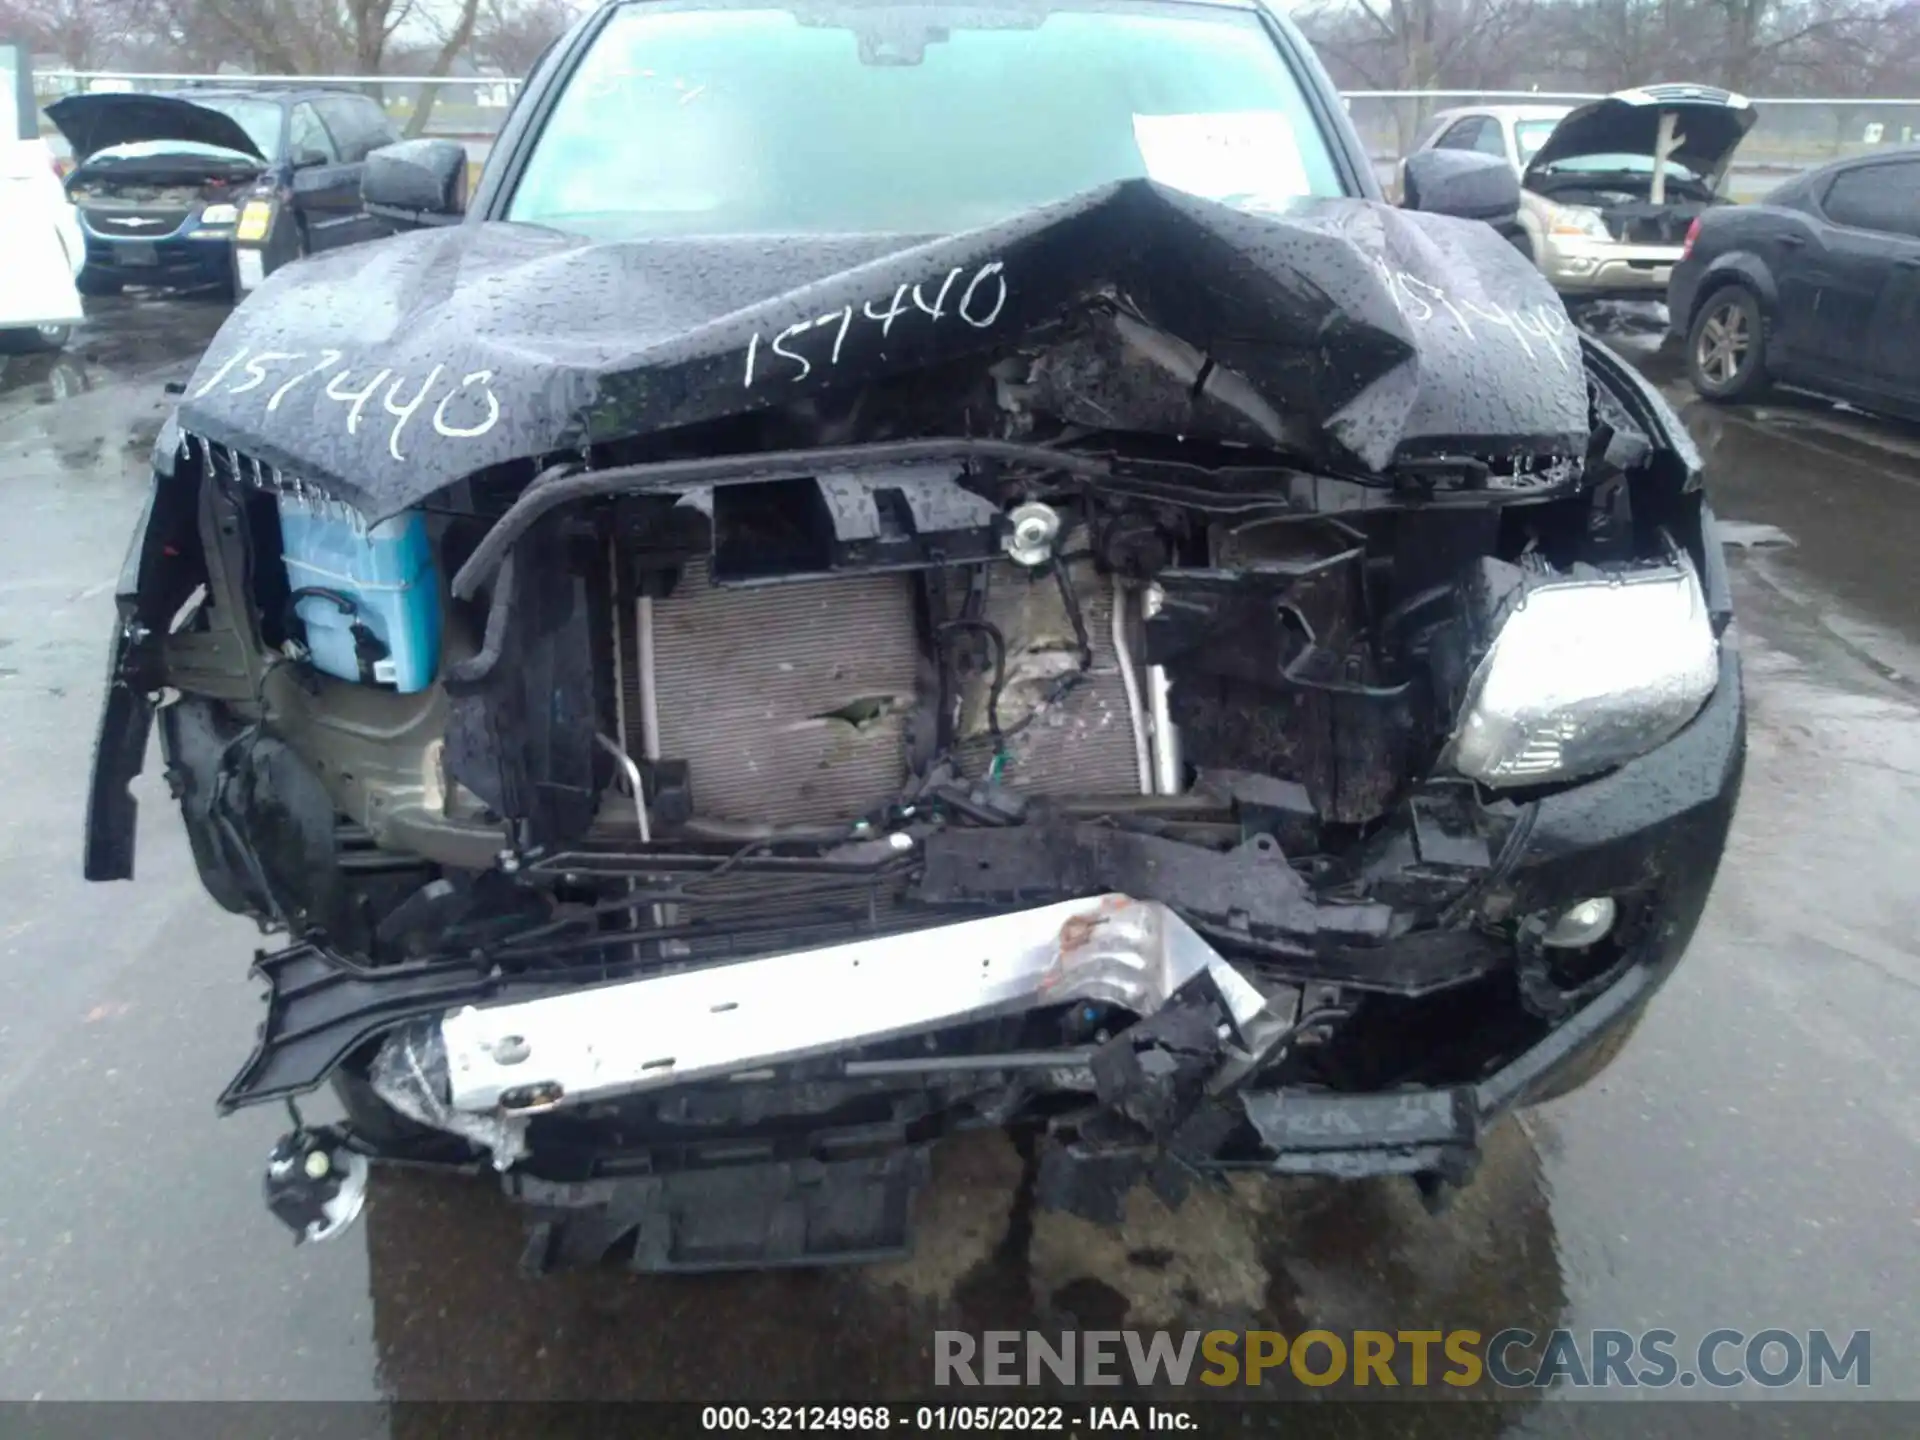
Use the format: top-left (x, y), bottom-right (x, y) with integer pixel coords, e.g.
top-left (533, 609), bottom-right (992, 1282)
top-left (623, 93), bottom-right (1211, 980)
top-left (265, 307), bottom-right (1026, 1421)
top-left (1521, 85), bottom-right (1758, 248)
top-left (1527, 171), bottom-right (1723, 246)
top-left (86, 183), bottom-right (1744, 1268)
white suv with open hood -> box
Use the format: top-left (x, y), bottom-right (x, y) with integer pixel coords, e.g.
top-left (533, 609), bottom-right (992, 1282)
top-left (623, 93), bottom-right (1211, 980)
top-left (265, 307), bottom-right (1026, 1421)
top-left (1411, 85), bottom-right (1757, 300)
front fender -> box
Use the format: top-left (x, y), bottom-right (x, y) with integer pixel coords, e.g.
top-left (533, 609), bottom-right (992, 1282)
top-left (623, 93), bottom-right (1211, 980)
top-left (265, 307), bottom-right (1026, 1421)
top-left (1694, 251), bottom-right (1778, 319)
top-left (82, 417), bottom-right (204, 881)
top-left (1515, 200), bottom-right (1547, 266)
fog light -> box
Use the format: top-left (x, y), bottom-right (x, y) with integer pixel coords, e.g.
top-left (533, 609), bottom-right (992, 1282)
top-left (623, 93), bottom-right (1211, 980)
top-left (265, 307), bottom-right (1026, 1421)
top-left (1541, 897), bottom-right (1616, 949)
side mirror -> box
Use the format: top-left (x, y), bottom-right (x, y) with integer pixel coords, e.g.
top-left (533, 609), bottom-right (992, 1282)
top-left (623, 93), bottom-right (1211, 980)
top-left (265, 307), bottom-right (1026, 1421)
top-left (362, 139), bottom-right (469, 228)
top-left (1400, 149), bottom-right (1521, 223)
top-left (292, 147), bottom-right (332, 170)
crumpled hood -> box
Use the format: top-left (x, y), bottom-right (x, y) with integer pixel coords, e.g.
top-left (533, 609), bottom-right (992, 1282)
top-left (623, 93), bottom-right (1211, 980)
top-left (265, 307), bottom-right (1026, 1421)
top-left (1524, 86), bottom-right (1757, 183)
top-left (45, 93), bottom-right (268, 166)
top-left (173, 180), bottom-right (1588, 521)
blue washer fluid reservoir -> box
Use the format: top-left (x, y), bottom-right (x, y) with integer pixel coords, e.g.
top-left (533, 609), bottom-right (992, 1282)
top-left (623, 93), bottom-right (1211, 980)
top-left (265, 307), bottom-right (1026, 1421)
top-left (278, 494), bottom-right (441, 693)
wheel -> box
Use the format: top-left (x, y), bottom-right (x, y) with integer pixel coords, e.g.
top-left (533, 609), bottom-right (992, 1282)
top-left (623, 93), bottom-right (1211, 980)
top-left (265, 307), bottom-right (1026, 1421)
top-left (75, 270), bottom-right (121, 298)
top-left (1524, 1006), bottom-right (1647, 1105)
top-left (1687, 284), bottom-right (1769, 401)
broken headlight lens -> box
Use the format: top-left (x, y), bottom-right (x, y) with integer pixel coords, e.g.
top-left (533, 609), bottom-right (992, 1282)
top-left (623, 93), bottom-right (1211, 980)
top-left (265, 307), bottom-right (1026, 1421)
top-left (1446, 559), bottom-right (1719, 789)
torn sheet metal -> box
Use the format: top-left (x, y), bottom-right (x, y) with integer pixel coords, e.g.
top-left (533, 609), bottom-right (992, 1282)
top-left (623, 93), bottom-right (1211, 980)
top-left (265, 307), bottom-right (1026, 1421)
top-left (440, 893), bottom-right (1268, 1115)
top-left (172, 179), bottom-right (1587, 521)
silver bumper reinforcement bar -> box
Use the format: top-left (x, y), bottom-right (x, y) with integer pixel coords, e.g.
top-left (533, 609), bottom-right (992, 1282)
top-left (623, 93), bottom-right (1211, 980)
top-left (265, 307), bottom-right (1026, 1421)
top-left (439, 894), bottom-right (1271, 1115)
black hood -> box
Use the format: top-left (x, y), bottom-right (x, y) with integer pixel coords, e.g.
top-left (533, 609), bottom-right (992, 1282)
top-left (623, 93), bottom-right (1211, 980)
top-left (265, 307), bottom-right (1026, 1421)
top-left (45, 93), bottom-right (268, 166)
top-left (1525, 86), bottom-right (1757, 182)
top-left (172, 181), bottom-right (1589, 522)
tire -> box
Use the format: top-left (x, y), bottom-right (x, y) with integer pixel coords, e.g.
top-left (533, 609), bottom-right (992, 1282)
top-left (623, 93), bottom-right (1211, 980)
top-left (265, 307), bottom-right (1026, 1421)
top-left (253, 217), bottom-right (309, 289)
top-left (75, 270), bottom-right (121, 298)
top-left (1687, 283), bottom-right (1769, 402)
top-left (1524, 1006), bottom-right (1647, 1105)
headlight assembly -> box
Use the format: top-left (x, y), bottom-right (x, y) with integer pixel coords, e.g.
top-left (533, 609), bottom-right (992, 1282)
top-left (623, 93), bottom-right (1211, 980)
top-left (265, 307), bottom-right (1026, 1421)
top-left (1446, 557), bottom-right (1720, 789)
top-left (236, 199), bottom-right (275, 243)
top-left (199, 203), bottom-right (240, 226)
top-left (1545, 202), bottom-right (1611, 240)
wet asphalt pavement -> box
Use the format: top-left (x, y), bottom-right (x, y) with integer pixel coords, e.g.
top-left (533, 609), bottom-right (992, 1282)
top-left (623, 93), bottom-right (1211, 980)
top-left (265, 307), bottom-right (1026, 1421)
top-left (0, 294), bottom-right (1914, 1419)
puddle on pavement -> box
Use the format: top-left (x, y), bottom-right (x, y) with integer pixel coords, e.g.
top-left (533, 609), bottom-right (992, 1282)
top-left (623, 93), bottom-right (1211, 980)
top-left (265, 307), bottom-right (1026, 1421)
top-left (0, 291), bottom-right (230, 415)
top-left (354, 1121), bottom-right (1564, 1411)
top-left (1681, 394), bottom-right (1920, 686)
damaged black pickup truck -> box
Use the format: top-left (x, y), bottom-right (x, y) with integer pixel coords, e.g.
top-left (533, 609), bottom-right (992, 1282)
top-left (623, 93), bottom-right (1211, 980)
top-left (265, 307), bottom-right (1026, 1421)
top-left (84, 0), bottom-right (1743, 1269)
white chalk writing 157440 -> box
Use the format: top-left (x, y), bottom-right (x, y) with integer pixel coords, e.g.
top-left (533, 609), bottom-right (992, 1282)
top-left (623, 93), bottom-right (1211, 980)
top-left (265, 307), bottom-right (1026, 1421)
top-left (191, 350), bottom-right (504, 459)
top-left (744, 260), bottom-right (1008, 387)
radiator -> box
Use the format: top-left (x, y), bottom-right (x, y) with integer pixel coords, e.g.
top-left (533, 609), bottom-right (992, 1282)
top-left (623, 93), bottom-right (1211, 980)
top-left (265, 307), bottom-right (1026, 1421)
top-left (635, 558), bottom-right (920, 827)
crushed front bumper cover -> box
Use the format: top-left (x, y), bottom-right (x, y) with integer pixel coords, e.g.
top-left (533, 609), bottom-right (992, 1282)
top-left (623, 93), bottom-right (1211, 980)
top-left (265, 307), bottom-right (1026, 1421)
top-left (222, 912), bottom-right (1662, 1271)
top-left (219, 894), bottom-right (1275, 1118)
top-left (218, 644), bottom-right (1743, 1270)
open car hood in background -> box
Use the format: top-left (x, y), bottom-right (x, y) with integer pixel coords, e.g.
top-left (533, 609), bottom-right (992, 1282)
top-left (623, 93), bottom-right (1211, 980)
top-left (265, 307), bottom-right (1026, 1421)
top-left (44, 93), bottom-right (268, 166)
top-left (1524, 85), bottom-right (1758, 183)
top-left (172, 179), bottom-right (1590, 522)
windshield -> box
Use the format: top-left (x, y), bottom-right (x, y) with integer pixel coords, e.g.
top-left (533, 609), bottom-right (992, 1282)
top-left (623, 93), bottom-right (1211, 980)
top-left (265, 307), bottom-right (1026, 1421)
top-left (182, 97), bottom-right (283, 157)
top-left (1514, 118), bottom-right (1562, 163)
top-left (507, 0), bottom-right (1346, 238)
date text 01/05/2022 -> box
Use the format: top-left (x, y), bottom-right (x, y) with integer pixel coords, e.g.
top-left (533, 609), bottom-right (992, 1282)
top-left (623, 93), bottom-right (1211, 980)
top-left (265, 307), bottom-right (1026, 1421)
top-left (700, 1406), bottom-right (1194, 1432)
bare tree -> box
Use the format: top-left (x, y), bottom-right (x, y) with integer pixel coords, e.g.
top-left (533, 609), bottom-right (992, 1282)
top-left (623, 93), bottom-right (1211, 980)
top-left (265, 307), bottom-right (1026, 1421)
top-left (1300, 0), bottom-right (1542, 89)
top-left (141, 0), bottom-right (479, 129)
top-left (0, 0), bottom-right (146, 67)
top-left (395, 0), bottom-right (483, 134)
top-left (37, 0), bottom-right (1920, 124)
top-left (1542, 0), bottom-right (1703, 91)
top-left (472, 0), bottom-right (577, 76)
top-left (1302, 0), bottom-right (1919, 95)
top-left (1299, 0), bottom-right (1546, 152)
top-left (1702, 0), bottom-right (1879, 91)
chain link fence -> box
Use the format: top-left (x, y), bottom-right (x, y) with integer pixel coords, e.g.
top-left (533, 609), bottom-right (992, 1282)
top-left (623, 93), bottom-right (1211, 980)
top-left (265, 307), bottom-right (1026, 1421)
top-left (33, 70), bottom-right (1920, 201)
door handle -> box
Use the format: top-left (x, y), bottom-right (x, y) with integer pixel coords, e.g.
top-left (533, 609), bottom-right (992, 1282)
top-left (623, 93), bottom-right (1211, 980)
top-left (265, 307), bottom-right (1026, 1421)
top-left (1779, 234), bottom-right (1806, 248)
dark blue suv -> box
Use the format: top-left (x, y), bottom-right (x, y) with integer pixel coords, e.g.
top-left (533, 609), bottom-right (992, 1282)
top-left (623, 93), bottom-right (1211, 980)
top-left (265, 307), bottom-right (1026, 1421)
top-left (47, 88), bottom-right (398, 295)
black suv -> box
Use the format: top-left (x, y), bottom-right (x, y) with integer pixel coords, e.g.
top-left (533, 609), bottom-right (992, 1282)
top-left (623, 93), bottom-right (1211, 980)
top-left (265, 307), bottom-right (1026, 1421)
top-left (49, 87), bottom-right (399, 295)
top-left (88, 0), bottom-right (1743, 1268)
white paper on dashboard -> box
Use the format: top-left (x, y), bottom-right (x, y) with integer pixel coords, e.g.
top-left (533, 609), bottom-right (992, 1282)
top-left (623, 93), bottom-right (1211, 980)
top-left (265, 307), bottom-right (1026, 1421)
top-left (1131, 111), bottom-right (1310, 209)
